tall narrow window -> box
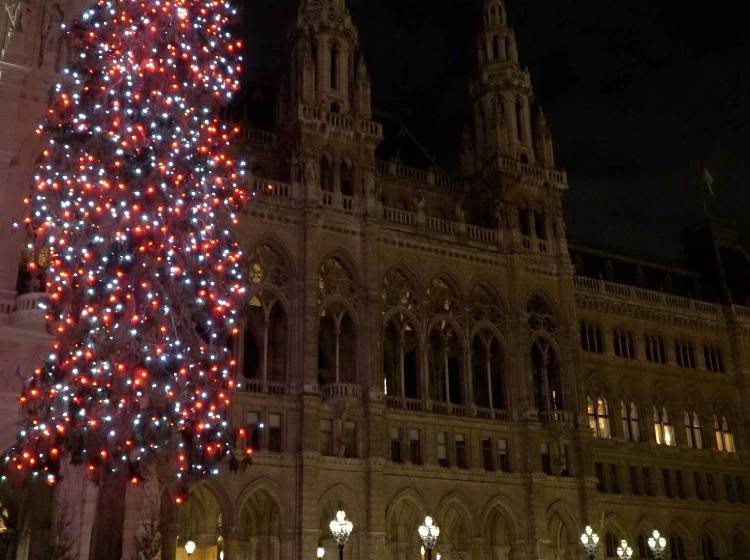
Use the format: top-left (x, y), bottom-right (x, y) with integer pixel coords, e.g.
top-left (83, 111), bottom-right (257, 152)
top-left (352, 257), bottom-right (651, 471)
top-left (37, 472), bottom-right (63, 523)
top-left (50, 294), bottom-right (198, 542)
top-left (703, 344), bottom-right (724, 372)
top-left (472, 332), bottom-right (506, 410)
top-left (588, 396), bottom-right (611, 439)
top-left (605, 533), bottom-right (617, 558)
top-left (621, 401), bottom-right (640, 442)
top-left (675, 340), bottom-right (697, 368)
top-left (541, 443), bottom-right (552, 475)
top-left (706, 473), bottom-right (717, 500)
top-left (609, 464), bottom-right (620, 493)
top-left (455, 434), bottom-right (467, 469)
top-left (330, 45), bottom-right (339, 90)
top-left (390, 427), bottom-right (402, 463)
top-left (714, 415), bottom-right (735, 453)
top-left (653, 406), bottom-right (675, 446)
top-left (662, 468), bottom-right (673, 498)
top-left (320, 418), bottom-right (333, 456)
top-left (343, 421), bottom-right (357, 458)
top-left (629, 465), bottom-right (640, 495)
top-left (613, 328), bottom-right (636, 359)
top-left (725, 474), bottom-right (736, 503)
top-left (560, 444), bottom-right (570, 476)
top-left (409, 429), bottom-right (422, 465)
top-left (595, 462), bottom-right (605, 492)
top-left (580, 322), bottom-right (605, 354)
top-left (498, 438), bottom-right (511, 472)
top-left (645, 334), bottom-right (667, 364)
top-left (675, 470), bottom-right (686, 498)
top-left (670, 536), bottom-right (686, 560)
top-left (684, 410), bottom-right (703, 449)
top-left (482, 438), bottom-right (494, 471)
top-left (268, 413), bottom-right (282, 452)
top-left (515, 100), bottom-right (525, 142)
top-left (643, 467), bottom-right (653, 496)
top-left (694, 471), bottom-right (706, 500)
top-left (491, 35), bottom-right (500, 60)
top-left (437, 432), bottom-right (449, 467)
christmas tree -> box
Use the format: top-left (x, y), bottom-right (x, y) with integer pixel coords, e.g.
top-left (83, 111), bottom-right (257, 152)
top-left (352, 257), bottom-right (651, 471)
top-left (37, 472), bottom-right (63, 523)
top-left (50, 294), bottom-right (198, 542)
top-left (4, 0), bottom-right (247, 486)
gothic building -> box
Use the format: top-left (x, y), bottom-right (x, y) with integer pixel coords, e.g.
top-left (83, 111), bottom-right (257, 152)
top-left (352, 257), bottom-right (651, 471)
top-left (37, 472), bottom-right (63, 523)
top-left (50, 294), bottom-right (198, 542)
top-left (1, 1), bottom-right (749, 559)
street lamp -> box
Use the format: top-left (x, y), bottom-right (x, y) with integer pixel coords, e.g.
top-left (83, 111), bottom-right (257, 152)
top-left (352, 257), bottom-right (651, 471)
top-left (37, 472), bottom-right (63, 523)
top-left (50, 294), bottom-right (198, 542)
top-left (648, 529), bottom-right (667, 560)
top-left (184, 539), bottom-right (196, 557)
top-left (580, 525), bottom-right (600, 560)
top-left (317, 545), bottom-right (326, 559)
top-left (418, 516), bottom-right (440, 560)
top-left (617, 539), bottom-right (634, 560)
top-left (329, 510), bottom-right (353, 560)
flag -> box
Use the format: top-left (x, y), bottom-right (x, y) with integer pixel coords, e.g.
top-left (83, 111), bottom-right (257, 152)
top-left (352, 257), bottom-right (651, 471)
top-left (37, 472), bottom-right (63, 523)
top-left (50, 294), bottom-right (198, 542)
top-left (703, 168), bottom-right (716, 197)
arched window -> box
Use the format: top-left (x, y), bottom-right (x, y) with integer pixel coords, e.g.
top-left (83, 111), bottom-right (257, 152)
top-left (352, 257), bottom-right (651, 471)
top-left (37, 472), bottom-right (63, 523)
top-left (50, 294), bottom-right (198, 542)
top-left (669, 535), bottom-right (686, 560)
top-left (320, 156), bottom-right (334, 191)
top-left (605, 532), bottom-right (618, 558)
top-left (637, 535), bottom-right (649, 558)
top-left (311, 42), bottom-right (318, 91)
top-left (318, 304), bottom-right (357, 386)
top-left (587, 396), bottom-right (611, 439)
top-left (383, 314), bottom-right (419, 399)
top-left (515, 100), bottom-right (525, 142)
top-left (684, 410), bottom-right (703, 449)
top-left (653, 406), bottom-right (675, 446)
top-left (472, 330), bottom-right (505, 410)
top-left (535, 211), bottom-right (547, 240)
top-left (330, 44), bottom-right (339, 89)
top-left (531, 338), bottom-right (562, 412)
top-left (428, 321), bottom-right (463, 404)
top-left (701, 534), bottom-right (717, 560)
top-left (621, 401), bottom-right (641, 442)
top-left (340, 161), bottom-right (354, 196)
top-left (714, 415), bottom-right (736, 453)
top-left (491, 35), bottom-right (500, 60)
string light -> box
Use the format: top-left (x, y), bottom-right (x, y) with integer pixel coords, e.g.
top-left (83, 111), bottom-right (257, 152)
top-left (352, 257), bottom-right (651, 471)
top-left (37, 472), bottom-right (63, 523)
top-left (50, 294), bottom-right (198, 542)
top-left (4, 0), bottom-right (248, 485)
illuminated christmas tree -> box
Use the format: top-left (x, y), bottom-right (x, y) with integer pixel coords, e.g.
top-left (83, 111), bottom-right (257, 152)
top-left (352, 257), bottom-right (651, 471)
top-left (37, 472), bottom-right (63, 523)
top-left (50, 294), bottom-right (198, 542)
top-left (4, 0), bottom-right (247, 486)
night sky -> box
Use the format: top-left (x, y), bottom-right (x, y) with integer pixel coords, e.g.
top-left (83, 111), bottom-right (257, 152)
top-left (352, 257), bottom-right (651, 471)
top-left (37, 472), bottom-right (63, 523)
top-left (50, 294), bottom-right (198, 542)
top-left (241, 0), bottom-right (750, 263)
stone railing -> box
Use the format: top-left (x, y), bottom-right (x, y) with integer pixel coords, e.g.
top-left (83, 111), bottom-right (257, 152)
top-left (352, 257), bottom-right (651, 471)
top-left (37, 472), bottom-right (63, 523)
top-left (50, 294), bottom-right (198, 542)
top-left (321, 383), bottom-right (362, 400)
top-left (574, 276), bottom-right (723, 317)
top-left (249, 177), bottom-right (294, 202)
top-left (383, 206), bottom-right (416, 227)
top-left (9, 292), bottom-right (49, 331)
top-left (386, 397), bottom-right (514, 423)
top-left (298, 104), bottom-right (383, 139)
top-left (476, 407), bottom-right (512, 422)
top-left (467, 225), bottom-right (499, 244)
top-left (376, 160), bottom-right (463, 194)
top-left (238, 380), bottom-right (286, 396)
top-left (539, 410), bottom-right (575, 426)
top-left (426, 216), bottom-right (459, 236)
top-left (732, 305), bottom-right (750, 321)
top-left (491, 155), bottom-right (567, 188)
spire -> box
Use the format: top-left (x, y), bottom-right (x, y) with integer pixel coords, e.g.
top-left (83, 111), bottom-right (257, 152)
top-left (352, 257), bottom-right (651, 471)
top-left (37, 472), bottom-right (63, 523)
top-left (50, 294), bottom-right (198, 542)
top-left (477, 0), bottom-right (519, 70)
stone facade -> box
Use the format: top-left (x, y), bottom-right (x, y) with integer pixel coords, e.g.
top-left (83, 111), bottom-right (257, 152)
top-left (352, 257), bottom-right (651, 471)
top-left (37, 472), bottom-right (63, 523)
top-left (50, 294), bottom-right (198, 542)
top-left (0, 1), bottom-right (749, 559)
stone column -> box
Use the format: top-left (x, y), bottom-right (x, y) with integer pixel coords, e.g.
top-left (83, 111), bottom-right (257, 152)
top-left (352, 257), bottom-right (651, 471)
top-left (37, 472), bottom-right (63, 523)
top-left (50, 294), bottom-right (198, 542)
top-left (222, 526), bottom-right (241, 560)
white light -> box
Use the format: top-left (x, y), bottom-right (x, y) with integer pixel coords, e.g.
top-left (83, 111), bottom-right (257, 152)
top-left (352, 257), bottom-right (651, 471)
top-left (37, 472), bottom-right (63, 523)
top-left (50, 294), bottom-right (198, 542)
top-left (184, 540), bottom-right (196, 555)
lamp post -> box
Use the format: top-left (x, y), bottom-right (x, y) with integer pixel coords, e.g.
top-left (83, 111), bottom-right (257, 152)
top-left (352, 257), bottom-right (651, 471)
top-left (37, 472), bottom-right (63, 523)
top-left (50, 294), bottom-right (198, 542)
top-left (329, 510), bottom-right (353, 560)
top-left (418, 516), bottom-right (440, 560)
top-left (580, 525), bottom-right (600, 560)
top-left (184, 539), bottom-right (196, 558)
top-left (617, 539), bottom-right (634, 560)
top-left (317, 545), bottom-right (326, 559)
top-left (648, 529), bottom-right (667, 560)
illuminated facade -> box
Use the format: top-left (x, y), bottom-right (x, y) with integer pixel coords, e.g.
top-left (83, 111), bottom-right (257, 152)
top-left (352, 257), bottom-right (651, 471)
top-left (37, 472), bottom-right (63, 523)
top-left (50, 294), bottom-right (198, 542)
top-left (1, 0), bottom-right (749, 559)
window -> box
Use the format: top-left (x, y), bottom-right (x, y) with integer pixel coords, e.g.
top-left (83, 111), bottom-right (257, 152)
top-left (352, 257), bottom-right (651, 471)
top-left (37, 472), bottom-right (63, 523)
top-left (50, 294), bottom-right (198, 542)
top-left (247, 411), bottom-right (262, 450)
top-left (609, 464), bottom-right (620, 494)
top-left (390, 427), bottom-right (402, 463)
top-left (320, 418), bottom-right (333, 456)
top-left (541, 443), bottom-right (552, 475)
top-left (629, 465), bottom-right (640, 495)
top-left (637, 536), bottom-right (648, 559)
top-left (498, 438), bottom-right (511, 472)
top-left (706, 473), bottom-right (717, 501)
top-left (645, 334), bottom-right (667, 364)
top-left (588, 396), bottom-right (611, 439)
top-left (694, 471), bottom-right (706, 500)
top-left (643, 467), bottom-right (653, 496)
top-left (662, 468), bottom-right (673, 498)
top-left (330, 45), bottom-right (338, 89)
top-left (560, 444), bottom-right (570, 476)
top-left (737, 476), bottom-right (746, 503)
top-left (595, 462), bottom-right (605, 492)
top-left (515, 100), bottom-right (525, 142)
top-left (580, 322), bottom-right (605, 353)
top-left (409, 429), bottom-right (422, 465)
top-left (653, 406), bottom-right (675, 446)
top-left (675, 470), bottom-right (686, 498)
top-left (684, 411), bottom-right (703, 449)
top-left (491, 35), bottom-right (500, 60)
top-left (605, 533), bottom-right (617, 558)
top-left (482, 438), bottom-right (494, 471)
top-left (725, 474), bottom-right (736, 502)
top-left (621, 401), bottom-right (641, 442)
top-left (702, 535), bottom-right (717, 560)
top-left (703, 344), bottom-right (724, 373)
top-left (675, 340), bottom-right (697, 368)
top-left (343, 421), bottom-right (357, 458)
top-left (613, 328), bottom-right (636, 359)
top-left (437, 432), bottom-right (450, 467)
top-left (670, 536), bottom-right (685, 560)
top-left (268, 413), bottom-right (282, 452)
top-left (455, 434), bottom-right (467, 469)
top-left (714, 415), bottom-right (736, 453)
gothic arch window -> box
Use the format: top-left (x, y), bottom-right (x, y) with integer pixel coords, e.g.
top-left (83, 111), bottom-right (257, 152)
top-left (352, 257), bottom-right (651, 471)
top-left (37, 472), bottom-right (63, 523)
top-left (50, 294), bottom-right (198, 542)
top-left (587, 396), bottom-right (611, 439)
top-left (653, 406), bottom-right (675, 446)
top-left (340, 159), bottom-right (354, 196)
top-left (319, 255), bottom-right (357, 303)
top-left (684, 410), bottom-right (703, 449)
top-left (382, 266), bottom-right (418, 310)
top-left (320, 154), bottom-right (334, 192)
top-left (714, 415), bottom-right (736, 453)
top-left (383, 314), bottom-right (419, 399)
top-left (535, 210), bottom-right (548, 240)
top-left (311, 41), bottom-right (319, 91)
top-left (472, 329), bottom-right (505, 409)
top-left (318, 303), bottom-right (357, 386)
top-left (527, 294), bottom-right (557, 335)
top-left (470, 284), bottom-right (504, 326)
top-left (515, 99), bottom-right (525, 142)
top-left (621, 401), bottom-right (641, 442)
top-left (701, 534), bottom-right (717, 560)
top-left (531, 337), bottom-right (562, 412)
top-left (670, 535), bottom-right (686, 560)
top-left (491, 35), bottom-right (500, 60)
top-left (330, 44), bottom-right (339, 90)
top-left (427, 275), bottom-right (461, 317)
top-left (605, 532), bottom-right (618, 558)
top-left (428, 320), bottom-right (463, 404)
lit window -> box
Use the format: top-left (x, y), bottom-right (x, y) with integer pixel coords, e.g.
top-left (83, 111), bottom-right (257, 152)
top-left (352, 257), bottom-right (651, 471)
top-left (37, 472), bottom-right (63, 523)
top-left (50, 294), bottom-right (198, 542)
top-left (653, 406), bottom-right (675, 446)
top-left (587, 396), bottom-right (611, 439)
top-left (714, 415), bottom-right (735, 453)
top-left (620, 401), bottom-right (640, 442)
top-left (684, 410), bottom-right (703, 449)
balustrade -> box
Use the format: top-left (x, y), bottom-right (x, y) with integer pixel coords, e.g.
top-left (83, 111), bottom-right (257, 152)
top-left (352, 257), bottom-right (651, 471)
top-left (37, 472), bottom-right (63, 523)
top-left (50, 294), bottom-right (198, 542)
top-left (321, 383), bottom-right (362, 400)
